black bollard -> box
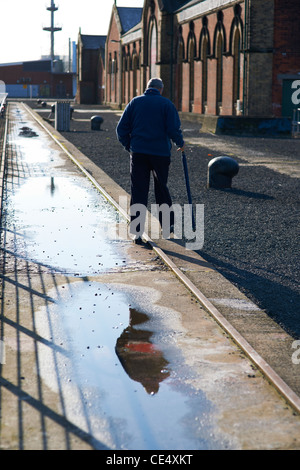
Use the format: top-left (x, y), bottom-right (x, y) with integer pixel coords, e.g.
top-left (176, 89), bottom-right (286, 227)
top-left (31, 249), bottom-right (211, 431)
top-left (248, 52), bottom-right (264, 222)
top-left (207, 156), bottom-right (239, 189)
top-left (91, 115), bottom-right (104, 131)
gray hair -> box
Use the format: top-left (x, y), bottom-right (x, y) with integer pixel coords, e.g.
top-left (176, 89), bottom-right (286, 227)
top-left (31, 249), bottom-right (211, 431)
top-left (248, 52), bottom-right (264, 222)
top-left (147, 78), bottom-right (164, 90)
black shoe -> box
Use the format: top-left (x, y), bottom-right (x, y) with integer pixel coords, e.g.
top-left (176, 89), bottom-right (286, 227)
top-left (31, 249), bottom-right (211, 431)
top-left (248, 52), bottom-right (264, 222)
top-left (133, 236), bottom-right (143, 245)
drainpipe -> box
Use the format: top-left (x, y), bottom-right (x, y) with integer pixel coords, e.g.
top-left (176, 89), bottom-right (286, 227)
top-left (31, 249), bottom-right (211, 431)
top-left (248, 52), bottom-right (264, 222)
top-left (243, 0), bottom-right (249, 116)
top-left (118, 41), bottom-right (122, 109)
top-left (105, 39), bottom-right (108, 104)
top-left (111, 39), bottom-right (122, 109)
top-left (170, 13), bottom-right (174, 102)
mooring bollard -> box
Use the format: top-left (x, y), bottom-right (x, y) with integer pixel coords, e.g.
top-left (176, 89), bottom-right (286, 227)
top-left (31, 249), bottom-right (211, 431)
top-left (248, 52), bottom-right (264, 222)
top-left (91, 115), bottom-right (104, 131)
top-left (207, 156), bottom-right (239, 189)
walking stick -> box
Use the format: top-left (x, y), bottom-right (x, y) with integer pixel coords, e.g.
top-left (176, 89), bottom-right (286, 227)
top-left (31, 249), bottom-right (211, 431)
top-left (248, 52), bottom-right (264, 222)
top-left (181, 151), bottom-right (196, 231)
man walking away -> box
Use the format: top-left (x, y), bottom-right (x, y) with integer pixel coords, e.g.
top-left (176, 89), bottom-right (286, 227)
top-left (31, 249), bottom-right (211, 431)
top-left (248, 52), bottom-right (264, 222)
top-left (116, 77), bottom-right (184, 244)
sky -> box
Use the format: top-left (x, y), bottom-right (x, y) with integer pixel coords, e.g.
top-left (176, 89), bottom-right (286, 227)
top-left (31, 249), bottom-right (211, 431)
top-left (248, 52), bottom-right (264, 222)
top-left (0, 0), bottom-right (144, 64)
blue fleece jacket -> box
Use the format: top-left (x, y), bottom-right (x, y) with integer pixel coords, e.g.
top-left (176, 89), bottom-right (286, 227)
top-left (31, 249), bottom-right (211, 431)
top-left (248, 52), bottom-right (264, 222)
top-left (116, 88), bottom-right (184, 157)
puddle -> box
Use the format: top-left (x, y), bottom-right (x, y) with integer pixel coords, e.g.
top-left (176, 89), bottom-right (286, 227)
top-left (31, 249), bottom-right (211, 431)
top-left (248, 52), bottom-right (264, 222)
top-left (36, 281), bottom-right (227, 450)
top-left (5, 175), bottom-right (126, 274)
top-left (4, 104), bottom-right (127, 275)
top-left (9, 137), bottom-right (61, 168)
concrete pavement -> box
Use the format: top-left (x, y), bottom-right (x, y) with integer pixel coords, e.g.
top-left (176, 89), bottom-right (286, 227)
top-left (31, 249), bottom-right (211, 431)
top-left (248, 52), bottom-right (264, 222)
top-left (0, 102), bottom-right (300, 450)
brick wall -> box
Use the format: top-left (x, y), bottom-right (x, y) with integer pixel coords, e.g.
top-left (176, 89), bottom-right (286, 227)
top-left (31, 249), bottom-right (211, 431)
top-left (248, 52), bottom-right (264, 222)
top-left (0, 64), bottom-right (50, 86)
top-left (178, 2), bottom-right (244, 116)
top-left (104, 0), bottom-right (299, 118)
top-left (106, 7), bottom-right (122, 106)
top-left (77, 48), bottom-right (101, 104)
top-left (0, 63), bottom-right (73, 98)
top-left (247, 52), bottom-right (274, 116)
top-left (272, 0), bottom-right (300, 116)
top-left (245, 0), bottom-right (274, 116)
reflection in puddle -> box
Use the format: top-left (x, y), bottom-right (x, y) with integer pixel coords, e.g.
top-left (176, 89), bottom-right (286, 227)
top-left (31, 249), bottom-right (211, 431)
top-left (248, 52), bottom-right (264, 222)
top-left (116, 309), bottom-right (170, 394)
top-left (5, 176), bottom-right (126, 274)
top-left (36, 281), bottom-right (221, 450)
top-left (4, 105), bottom-right (127, 275)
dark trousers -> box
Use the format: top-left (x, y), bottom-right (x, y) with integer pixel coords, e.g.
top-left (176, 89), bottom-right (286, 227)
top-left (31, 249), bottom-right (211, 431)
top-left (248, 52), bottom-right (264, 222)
top-left (130, 153), bottom-right (174, 235)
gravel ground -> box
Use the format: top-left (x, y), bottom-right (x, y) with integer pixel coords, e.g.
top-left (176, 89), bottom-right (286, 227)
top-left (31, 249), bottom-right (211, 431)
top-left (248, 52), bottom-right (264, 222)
top-left (31, 102), bottom-right (300, 339)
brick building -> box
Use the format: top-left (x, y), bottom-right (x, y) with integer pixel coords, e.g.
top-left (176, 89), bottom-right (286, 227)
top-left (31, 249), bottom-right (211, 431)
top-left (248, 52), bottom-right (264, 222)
top-left (0, 59), bottom-right (74, 98)
top-left (105, 0), bottom-right (300, 123)
top-left (76, 32), bottom-right (106, 104)
top-left (105, 4), bottom-right (143, 107)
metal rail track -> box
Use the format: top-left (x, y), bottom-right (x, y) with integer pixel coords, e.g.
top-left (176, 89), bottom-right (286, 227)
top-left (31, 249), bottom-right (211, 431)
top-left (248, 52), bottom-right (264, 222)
top-left (21, 101), bottom-right (300, 415)
top-left (0, 108), bottom-right (8, 221)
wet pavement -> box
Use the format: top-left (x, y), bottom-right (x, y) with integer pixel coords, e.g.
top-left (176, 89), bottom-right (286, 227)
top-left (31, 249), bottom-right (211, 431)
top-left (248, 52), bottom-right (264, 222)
top-left (1, 102), bottom-right (300, 450)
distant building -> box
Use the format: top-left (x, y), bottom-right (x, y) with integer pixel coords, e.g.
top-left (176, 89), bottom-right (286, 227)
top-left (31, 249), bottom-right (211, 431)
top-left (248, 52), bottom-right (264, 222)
top-left (106, 5), bottom-right (143, 107)
top-left (105, 0), bottom-right (300, 122)
top-left (76, 32), bottom-right (106, 104)
top-left (0, 59), bottom-right (74, 99)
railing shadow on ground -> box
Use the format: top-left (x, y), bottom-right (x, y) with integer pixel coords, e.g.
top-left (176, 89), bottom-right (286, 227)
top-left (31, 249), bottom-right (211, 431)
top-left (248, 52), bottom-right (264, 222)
top-left (0, 227), bottom-right (110, 450)
top-left (0, 114), bottom-right (110, 449)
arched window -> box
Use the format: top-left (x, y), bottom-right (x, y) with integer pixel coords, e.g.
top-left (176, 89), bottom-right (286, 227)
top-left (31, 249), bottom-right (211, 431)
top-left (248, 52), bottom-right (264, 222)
top-left (188, 37), bottom-right (195, 111)
top-left (111, 57), bottom-right (116, 92)
top-left (201, 36), bottom-right (209, 113)
top-left (127, 48), bottom-right (131, 102)
top-left (233, 28), bottom-right (241, 113)
top-left (200, 17), bottom-right (210, 114)
top-left (216, 32), bottom-right (223, 112)
top-left (132, 52), bottom-right (138, 97)
top-left (112, 51), bottom-right (118, 103)
top-left (149, 21), bottom-right (157, 78)
top-left (214, 12), bottom-right (225, 115)
top-left (122, 47), bottom-right (126, 104)
top-left (108, 53), bottom-right (112, 101)
top-left (187, 22), bottom-right (196, 112)
top-left (230, 5), bottom-right (243, 114)
top-left (176, 36), bottom-right (184, 111)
